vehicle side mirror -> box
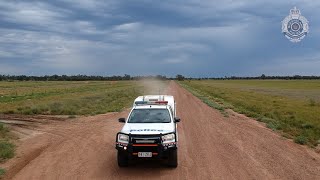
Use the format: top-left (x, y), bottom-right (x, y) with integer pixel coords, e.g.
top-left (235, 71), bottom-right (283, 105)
top-left (174, 117), bottom-right (181, 123)
top-left (118, 118), bottom-right (126, 123)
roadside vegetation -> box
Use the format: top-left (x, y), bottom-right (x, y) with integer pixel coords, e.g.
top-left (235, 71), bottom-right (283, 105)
top-left (0, 80), bottom-right (168, 170)
top-left (0, 168), bottom-right (5, 178)
top-left (0, 81), bottom-right (168, 116)
top-left (0, 123), bottom-right (15, 163)
top-left (179, 80), bottom-right (320, 147)
top-left (0, 117), bottom-right (15, 178)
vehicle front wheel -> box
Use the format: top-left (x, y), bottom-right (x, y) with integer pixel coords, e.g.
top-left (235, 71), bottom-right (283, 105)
top-left (167, 149), bottom-right (178, 168)
top-left (117, 151), bottom-right (128, 167)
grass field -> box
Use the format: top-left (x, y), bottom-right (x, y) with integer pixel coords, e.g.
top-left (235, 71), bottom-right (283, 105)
top-left (0, 80), bottom-right (167, 168)
top-left (179, 80), bottom-right (320, 147)
top-left (0, 123), bottom-right (14, 163)
top-left (0, 80), bottom-right (167, 116)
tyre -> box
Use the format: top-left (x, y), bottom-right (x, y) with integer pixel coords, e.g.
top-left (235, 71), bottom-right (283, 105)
top-left (117, 151), bottom-right (128, 167)
top-left (167, 149), bottom-right (178, 168)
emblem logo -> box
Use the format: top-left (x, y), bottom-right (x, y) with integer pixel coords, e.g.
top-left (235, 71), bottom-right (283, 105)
top-left (282, 7), bottom-right (309, 43)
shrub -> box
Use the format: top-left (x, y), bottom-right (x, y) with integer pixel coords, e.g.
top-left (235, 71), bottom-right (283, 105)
top-left (294, 135), bottom-right (308, 145)
top-left (3, 110), bottom-right (15, 114)
top-left (309, 99), bottom-right (316, 106)
top-left (49, 102), bottom-right (63, 114)
top-left (266, 121), bottom-right (282, 131)
top-left (31, 107), bottom-right (41, 114)
top-left (68, 115), bottom-right (76, 119)
top-left (0, 168), bottom-right (5, 177)
top-left (0, 123), bottom-right (9, 138)
top-left (0, 141), bottom-right (15, 162)
top-left (301, 123), bottom-right (313, 129)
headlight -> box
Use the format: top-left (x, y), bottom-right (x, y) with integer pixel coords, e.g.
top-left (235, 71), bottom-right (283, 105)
top-left (118, 134), bottom-right (129, 144)
top-left (162, 133), bottom-right (175, 144)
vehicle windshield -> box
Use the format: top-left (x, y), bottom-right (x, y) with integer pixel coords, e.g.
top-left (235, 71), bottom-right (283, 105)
top-left (128, 109), bottom-right (171, 123)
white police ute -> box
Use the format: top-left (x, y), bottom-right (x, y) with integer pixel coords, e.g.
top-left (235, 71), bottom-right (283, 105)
top-left (115, 95), bottom-right (180, 167)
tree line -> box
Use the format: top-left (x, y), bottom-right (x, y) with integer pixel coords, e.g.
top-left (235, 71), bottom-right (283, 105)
top-left (187, 74), bottom-right (320, 80)
top-left (0, 74), bottom-right (319, 81)
top-left (0, 74), bottom-right (169, 81)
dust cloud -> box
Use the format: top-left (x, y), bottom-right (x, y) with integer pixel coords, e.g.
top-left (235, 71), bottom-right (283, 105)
top-left (137, 79), bottom-right (170, 95)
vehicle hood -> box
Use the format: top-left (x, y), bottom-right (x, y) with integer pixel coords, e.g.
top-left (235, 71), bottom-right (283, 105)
top-left (121, 123), bottom-right (175, 135)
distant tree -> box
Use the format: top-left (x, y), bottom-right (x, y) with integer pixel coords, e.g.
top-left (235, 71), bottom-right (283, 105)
top-left (261, 74), bottom-right (266, 79)
top-left (176, 74), bottom-right (185, 81)
top-left (124, 74), bottom-right (131, 80)
top-left (293, 75), bottom-right (301, 79)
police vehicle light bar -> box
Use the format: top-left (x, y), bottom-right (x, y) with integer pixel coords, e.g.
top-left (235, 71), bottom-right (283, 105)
top-left (135, 100), bottom-right (168, 105)
top-left (135, 101), bottom-right (148, 105)
top-left (155, 101), bottom-right (168, 104)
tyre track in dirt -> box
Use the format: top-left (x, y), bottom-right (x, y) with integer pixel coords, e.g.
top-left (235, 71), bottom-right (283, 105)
top-left (2, 81), bottom-right (320, 179)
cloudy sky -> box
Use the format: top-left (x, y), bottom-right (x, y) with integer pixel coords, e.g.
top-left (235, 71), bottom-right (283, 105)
top-left (0, 0), bottom-right (319, 77)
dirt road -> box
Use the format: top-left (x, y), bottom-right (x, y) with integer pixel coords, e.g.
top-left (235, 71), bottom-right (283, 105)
top-left (2, 81), bottom-right (320, 179)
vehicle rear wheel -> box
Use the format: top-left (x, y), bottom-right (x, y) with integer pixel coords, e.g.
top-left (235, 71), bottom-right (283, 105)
top-left (117, 151), bottom-right (128, 167)
top-left (167, 149), bottom-right (178, 168)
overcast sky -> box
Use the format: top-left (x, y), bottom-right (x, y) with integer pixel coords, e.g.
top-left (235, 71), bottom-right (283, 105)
top-left (0, 0), bottom-right (319, 77)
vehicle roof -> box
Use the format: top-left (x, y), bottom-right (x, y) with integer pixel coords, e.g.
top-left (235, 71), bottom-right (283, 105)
top-left (134, 95), bottom-right (174, 102)
top-left (132, 95), bottom-right (175, 116)
top-left (134, 95), bottom-right (174, 106)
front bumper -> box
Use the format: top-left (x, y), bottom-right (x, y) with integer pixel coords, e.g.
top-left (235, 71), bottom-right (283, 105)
top-left (115, 133), bottom-right (177, 159)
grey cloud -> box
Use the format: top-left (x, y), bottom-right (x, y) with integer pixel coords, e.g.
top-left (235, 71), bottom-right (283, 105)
top-left (0, 0), bottom-right (318, 76)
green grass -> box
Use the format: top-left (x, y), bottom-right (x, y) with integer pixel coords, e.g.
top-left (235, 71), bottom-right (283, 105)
top-left (0, 168), bottom-right (5, 178)
top-left (0, 141), bottom-right (15, 162)
top-left (179, 80), bottom-right (320, 147)
top-left (178, 83), bottom-right (229, 117)
top-left (0, 80), bottom-right (168, 115)
top-left (0, 123), bottom-right (15, 162)
top-left (0, 123), bottom-right (9, 139)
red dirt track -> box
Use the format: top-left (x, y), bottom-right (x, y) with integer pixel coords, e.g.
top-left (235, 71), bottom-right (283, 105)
top-left (2, 81), bottom-right (320, 179)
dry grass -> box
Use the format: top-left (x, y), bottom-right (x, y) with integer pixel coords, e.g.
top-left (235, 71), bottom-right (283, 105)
top-left (0, 81), bottom-right (167, 115)
top-left (180, 80), bottom-right (320, 147)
